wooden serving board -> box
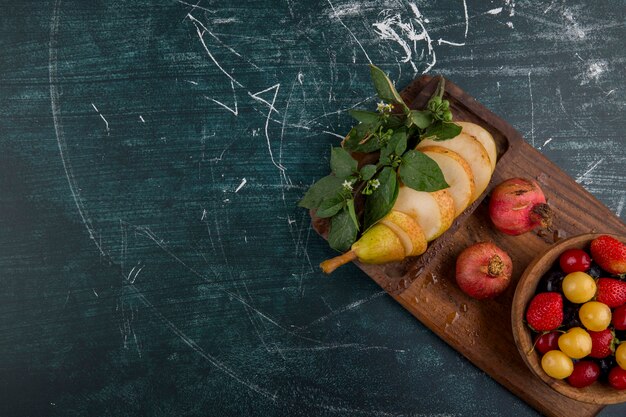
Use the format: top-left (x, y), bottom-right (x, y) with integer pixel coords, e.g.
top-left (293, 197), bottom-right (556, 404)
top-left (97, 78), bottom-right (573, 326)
top-left (312, 75), bottom-right (626, 417)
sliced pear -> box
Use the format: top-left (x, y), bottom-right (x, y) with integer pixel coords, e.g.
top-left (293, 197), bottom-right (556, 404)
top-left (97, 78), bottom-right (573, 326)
top-left (393, 187), bottom-right (455, 242)
top-left (456, 121), bottom-right (497, 171)
top-left (418, 146), bottom-right (475, 216)
top-left (418, 133), bottom-right (492, 201)
top-left (380, 211), bottom-right (428, 257)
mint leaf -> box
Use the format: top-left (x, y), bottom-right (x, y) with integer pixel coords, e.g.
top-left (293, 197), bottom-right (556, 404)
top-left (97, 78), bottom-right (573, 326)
top-left (399, 150), bottom-right (449, 192)
top-left (343, 122), bottom-right (383, 153)
top-left (360, 164), bottom-right (377, 180)
top-left (407, 110), bottom-right (432, 129)
top-left (369, 64), bottom-right (409, 112)
top-left (421, 121), bottom-right (462, 141)
top-left (364, 167), bottom-right (399, 228)
top-left (298, 175), bottom-right (343, 209)
top-left (380, 129), bottom-right (407, 161)
top-left (328, 206), bottom-right (358, 252)
top-left (346, 198), bottom-right (359, 230)
top-left (330, 147), bottom-right (357, 179)
top-left (316, 193), bottom-right (346, 218)
top-left (348, 110), bottom-right (380, 125)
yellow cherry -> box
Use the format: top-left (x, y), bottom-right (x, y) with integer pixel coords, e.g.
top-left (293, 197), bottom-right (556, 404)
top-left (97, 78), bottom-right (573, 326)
top-left (562, 272), bottom-right (597, 303)
top-left (558, 327), bottom-right (592, 359)
top-left (541, 350), bottom-right (574, 379)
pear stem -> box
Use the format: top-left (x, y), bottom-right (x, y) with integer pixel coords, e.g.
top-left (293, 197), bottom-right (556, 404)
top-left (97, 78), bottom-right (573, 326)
top-left (320, 251), bottom-right (358, 274)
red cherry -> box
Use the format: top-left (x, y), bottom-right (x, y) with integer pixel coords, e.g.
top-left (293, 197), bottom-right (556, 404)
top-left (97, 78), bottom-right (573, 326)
top-left (613, 305), bottom-right (626, 331)
top-left (609, 367), bottom-right (626, 390)
top-left (535, 332), bottom-right (560, 354)
top-left (567, 361), bottom-right (600, 388)
top-left (559, 249), bottom-right (592, 273)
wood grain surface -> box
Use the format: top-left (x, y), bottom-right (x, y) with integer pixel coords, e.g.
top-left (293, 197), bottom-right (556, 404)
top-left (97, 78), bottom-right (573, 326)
top-left (0, 1), bottom-right (624, 416)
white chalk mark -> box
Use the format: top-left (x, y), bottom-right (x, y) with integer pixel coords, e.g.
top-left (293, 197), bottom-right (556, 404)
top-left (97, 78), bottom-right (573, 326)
top-left (177, 0), bottom-right (215, 13)
top-left (305, 94), bottom-right (375, 125)
top-left (462, 0), bottom-right (469, 38)
top-left (556, 86), bottom-right (589, 133)
top-left (541, 137), bottom-right (553, 148)
top-left (249, 84), bottom-right (286, 173)
top-left (373, 3), bottom-right (438, 74)
top-left (326, 0), bottom-right (372, 64)
top-left (528, 70), bottom-right (534, 147)
top-left (185, 80), bottom-right (198, 85)
top-left (235, 177), bottom-right (247, 193)
top-left (616, 194), bottom-right (625, 218)
top-left (205, 79), bottom-right (238, 116)
top-left (297, 72), bottom-right (304, 84)
top-left (606, 89), bottom-right (616, 97)
top-left (268, 343), bottom-right (405, 354)
top-left (322, 130), bottom-right (345, 139)
top-left (437, 39), bottom-right (465, 46)
top-left (487, 7), bottom-right (503, 15)
top-left (128, 285), bottom-right (276, 400)
top-left (248, 85), bottom-right (281, 114)
top-left (91, 103), bottom-right (110, 134)
top-left (50, 0), bottom-right (106, 257)
top-left (575, 158), bottom-right (605, 184)
top-left (139, 115), bottom-right (145, 123)
top-left (188, 14), bottom-right (243, 88)
top-left (298, 291), bottom-right (386, 330)
top-left (92, 288), bottom-right (99, 298)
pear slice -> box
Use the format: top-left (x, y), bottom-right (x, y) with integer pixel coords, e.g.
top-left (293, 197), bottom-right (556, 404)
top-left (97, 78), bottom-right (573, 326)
top-left (380, 211), bottom-right (428, 256)
top-left (418, 133), bottom-right (492, 201)
top-left (393, 187), bottom-right (455, 242)
top-left (319, 211), bottom-right (428, 273)
top-left (350, 223), bottom-right (405, 265)
top-left (418, 146), bottom-right (475, 216)
top-left (456, 121), bottom-right (497, 171)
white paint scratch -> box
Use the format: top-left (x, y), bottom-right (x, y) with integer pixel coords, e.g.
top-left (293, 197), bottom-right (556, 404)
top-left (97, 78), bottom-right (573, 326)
top-left (326, 0), bottom-right (372, 64)
top-left (527, 70), bottom-right (534, 147)
top-left (188, 14), bottom-right (243, 88)
top-left (575, 158), bottom-right (605, 184)
top-left (542, 137), bottom-right (553, 148)
top-left (298, 291), bottom-right (386, 330)
top-left (322, 130), bottom-right (345, 139)
top-left (616, 194), bottom-right (625, 218)
top-left (50, 0), bottom-right (106, 257)
top-left (437, 39), bottom-right (465, 46)
top-left (462, 0), bottom-right (469, 38)
top-left (91, 103), bottom-right (110, 134)
top-left (249, 84), bottom-right (286, 173)
top-left (487, 7), bottom-right (503, 15)
top-left (128, 285), bottom-right (276, 400)
top-left (177, 0), bottom-right (215, 13)
top-left (205, 79), bottom-right (239, 116)
top-left (235, 177), bottom-right (247, 193)
top-left (139, 115), bottom-right (145, 123)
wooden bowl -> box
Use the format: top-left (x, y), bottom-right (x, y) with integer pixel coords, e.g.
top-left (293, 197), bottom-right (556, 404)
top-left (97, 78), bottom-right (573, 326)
top-left (512, 233), bottom-right (626, 404)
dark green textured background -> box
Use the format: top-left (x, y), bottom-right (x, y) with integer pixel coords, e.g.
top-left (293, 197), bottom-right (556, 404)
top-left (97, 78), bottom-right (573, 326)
top-left (1, 0), bottom-right (625, 415)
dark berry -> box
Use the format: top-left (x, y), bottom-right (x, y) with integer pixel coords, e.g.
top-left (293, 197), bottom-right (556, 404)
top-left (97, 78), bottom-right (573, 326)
top-left (567, 361), bottom-right (600, 388)
top-left (587, 263), bottom-right (605, 279)
top-left (596, 356), bottom-right (616, 382)
top-left (537, 269), bottom-right (566, 293)
top-left (563, 303), bottom-right (582, 328)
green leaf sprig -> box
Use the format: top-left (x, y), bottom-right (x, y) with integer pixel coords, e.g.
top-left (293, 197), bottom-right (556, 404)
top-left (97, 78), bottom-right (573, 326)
top-left (299, 64), bottom-right (462, 252)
